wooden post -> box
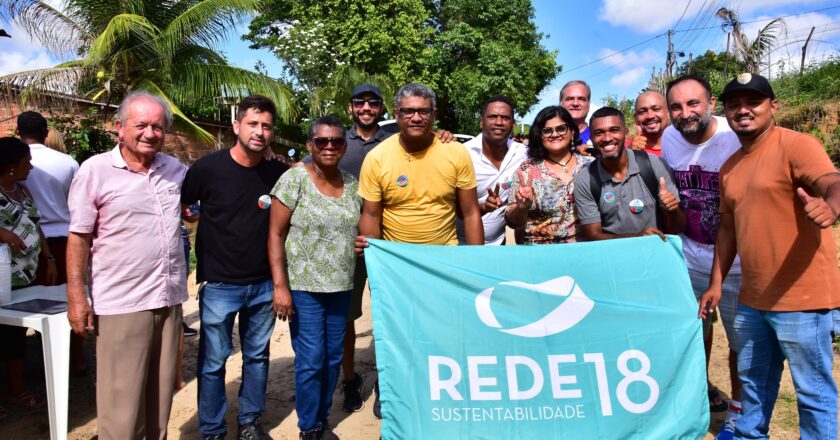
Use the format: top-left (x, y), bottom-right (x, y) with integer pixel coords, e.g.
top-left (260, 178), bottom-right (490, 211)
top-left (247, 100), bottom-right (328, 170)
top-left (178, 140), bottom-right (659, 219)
top-left (800, 26), bottom-right (815, 74)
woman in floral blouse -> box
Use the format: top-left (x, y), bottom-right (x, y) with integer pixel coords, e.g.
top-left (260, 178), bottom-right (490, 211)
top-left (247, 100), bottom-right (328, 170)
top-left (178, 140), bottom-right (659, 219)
top-left (504, 106), bottom-right (593, 244)
top-left (267, 116), bottom-right (361, 439)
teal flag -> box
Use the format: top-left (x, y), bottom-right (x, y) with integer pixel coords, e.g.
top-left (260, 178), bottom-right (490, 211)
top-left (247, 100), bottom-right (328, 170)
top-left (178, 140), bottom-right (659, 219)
top-left (365, 235), bottom-right (708, 439)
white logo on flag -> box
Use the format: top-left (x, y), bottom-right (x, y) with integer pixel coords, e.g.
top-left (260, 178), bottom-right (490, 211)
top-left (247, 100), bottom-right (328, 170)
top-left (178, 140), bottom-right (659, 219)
top-left (475, 276), bottom-right (594, 338)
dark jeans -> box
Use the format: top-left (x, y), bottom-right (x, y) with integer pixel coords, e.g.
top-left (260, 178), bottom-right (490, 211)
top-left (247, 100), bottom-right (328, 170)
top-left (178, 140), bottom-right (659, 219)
top-left (290, 290), bottom-right (352, 431)
top-left (197, 279), bottom-right (275, 436)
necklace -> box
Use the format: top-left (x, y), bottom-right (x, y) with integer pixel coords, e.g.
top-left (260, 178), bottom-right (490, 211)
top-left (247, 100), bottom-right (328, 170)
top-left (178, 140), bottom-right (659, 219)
top-left (0, 183), bottom-right (17, 195)
top-left (545, 154), bottom-right (574, 173)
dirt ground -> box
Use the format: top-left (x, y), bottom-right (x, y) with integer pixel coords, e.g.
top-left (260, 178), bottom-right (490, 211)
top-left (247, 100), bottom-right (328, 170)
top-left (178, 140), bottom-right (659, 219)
top-left (1, 230), bottom-right (839, 439)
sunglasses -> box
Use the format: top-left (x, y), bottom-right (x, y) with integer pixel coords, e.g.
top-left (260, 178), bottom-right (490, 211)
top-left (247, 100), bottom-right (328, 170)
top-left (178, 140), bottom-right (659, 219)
top-left (351, 98), bottom-right (383, 108)
top-left (311, 137), bottom-right (346, 148)
top-left (541, 125), bottom-right (570, 137)
top-left (396, 107), bottom-right (434, 119)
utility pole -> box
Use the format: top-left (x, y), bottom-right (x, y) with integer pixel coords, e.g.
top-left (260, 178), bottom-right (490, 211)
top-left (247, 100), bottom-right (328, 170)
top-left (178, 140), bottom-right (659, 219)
top-left (666, 30), bottom-right (675, 79)
top-left (800, 26), bottom-right (815, 74)
top-left (724, 32), bottom-right (731, 77)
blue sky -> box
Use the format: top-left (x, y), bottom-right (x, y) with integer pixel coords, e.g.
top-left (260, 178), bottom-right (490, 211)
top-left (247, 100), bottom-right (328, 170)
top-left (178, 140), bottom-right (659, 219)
top-left (2, 0), bottom-right (839, 127)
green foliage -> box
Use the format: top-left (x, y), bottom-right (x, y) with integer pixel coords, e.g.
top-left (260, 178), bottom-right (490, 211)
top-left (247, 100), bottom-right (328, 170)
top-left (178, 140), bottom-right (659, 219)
top-left (678, 50), bottom-right (747, 80)
top-left (770, 58), bottom-right (840, 106)
top-left (245, 0), bottom-right (559, 134)
top-left (47, 108), bottom-right (115, 163)
top-left (601, 94), bottom-right (635, 128)
top-left (1, 0), bottom-right (297, 144)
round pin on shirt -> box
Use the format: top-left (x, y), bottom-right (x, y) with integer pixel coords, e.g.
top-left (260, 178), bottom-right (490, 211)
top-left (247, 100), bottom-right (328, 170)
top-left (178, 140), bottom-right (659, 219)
top-left (397, 175), bottom-right (409, 187)
top-left (258, 194), bottom-right (272, 209)
top-left (629, 198), bottom-right (645, 214)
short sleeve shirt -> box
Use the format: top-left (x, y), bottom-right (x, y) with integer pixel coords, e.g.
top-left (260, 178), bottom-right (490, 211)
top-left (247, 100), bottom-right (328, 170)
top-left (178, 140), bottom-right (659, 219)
top-left (271, 167), bottom-right (361, 292)
top-left (574, 151), bottom-right (679, 235)
top-left (68, 146), bottom-right (188, 315)
top-left (507, 155), bottom-right (593, 244)
top-left (719, 127), bottom-right (840, 311)
top-left (181, 149), bottom-right (289, 284)
top-left (358, 135), bottom-right (477, 244)
top-left (0, 188), bottom-right (41, 287)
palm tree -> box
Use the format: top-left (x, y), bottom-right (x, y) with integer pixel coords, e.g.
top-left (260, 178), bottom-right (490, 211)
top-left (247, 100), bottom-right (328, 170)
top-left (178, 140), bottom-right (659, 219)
top-left (716, 7), bottom-right (786, 74)
top-left (1, 0), bottom-right (296, 143)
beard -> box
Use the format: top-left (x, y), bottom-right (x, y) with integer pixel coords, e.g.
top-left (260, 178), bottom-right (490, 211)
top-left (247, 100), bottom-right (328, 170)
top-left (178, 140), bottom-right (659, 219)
top-left (353, 111), bottom-right (380, 130)
top-left (674, 109), bottom-right (712, 138)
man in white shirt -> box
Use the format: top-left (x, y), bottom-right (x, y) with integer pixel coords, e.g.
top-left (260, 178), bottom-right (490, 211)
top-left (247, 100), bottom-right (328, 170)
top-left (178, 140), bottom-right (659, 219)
top-left (17, 111), bottom-right (79, 283)
top-left (17, 111), bottom-right (82, 370)
top-left (661, 76), bottom-right (743, 440)
top-left (459, 96), bottom-right (527, 245)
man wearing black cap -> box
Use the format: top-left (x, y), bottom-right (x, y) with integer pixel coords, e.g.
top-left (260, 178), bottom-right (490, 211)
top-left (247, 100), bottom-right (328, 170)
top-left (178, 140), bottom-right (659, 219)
top-left (699, 73), bottom-right (840, 440)
top-left (338, 83), bottom-right (390, 414)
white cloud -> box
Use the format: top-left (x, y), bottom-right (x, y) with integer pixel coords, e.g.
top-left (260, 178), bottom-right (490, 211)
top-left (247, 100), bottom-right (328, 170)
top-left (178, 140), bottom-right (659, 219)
top-left (598, 47), bottom-right (661, 67)
top-left (609, 66), bottom-right (647, 87)
top-left (600, 0), bottom-right (827, 33)
top-left (599, 0), bottom-right (708, 33)
top-left (0, 50), bottom-right (54, 76)
top-left (742, 13), bottom-right (840, 41)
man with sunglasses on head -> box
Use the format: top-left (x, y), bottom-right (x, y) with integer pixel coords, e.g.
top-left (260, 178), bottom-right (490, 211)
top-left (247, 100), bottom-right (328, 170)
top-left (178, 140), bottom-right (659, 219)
top-left (573, 107), bottom-right (685, 241)
top-left (181, 95), bottom-right (289, 440)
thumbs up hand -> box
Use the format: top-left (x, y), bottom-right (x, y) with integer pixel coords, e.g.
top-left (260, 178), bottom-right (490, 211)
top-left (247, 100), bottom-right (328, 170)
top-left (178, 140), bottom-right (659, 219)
top-left (658, 177), bottom-right (679, 212)
top-left (630, 125), bottom-right (649, 151)
top-left (797, 187), bottom-right (837, 228)
top-left (482, 183), bottom-right (503, 213)
top-left (514, 170), bottom-right (534, 210)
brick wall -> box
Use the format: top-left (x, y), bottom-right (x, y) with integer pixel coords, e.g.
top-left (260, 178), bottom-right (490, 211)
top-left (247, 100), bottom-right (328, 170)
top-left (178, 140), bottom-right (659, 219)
top-left (0, 94), bottom-right (301, 165)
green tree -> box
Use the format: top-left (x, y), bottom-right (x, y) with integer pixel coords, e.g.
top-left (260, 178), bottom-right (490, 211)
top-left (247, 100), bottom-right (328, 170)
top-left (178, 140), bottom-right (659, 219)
top-left (430, 0), bottom-right (559, 134)
top-left (677, 50), bottom-right (747, 79)
top-left (1, 0), bottom-right (296, 143)
top-left (245, 0), bottom-right (559, 134)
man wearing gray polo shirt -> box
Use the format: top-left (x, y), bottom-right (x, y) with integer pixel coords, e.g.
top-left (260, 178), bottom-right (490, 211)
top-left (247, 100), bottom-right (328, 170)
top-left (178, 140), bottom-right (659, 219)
top-left (574, 107), bottom-right (685, 240)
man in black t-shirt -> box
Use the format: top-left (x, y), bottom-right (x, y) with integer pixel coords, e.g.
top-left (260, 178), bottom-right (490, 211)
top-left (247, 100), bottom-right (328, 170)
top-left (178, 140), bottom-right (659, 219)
top-left (181, 95), bottom-right (288, 440)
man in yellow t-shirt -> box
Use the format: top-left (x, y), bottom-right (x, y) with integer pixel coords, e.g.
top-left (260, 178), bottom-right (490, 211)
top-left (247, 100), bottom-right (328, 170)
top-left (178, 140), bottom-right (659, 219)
top-left (356, 83), bottom-right (484, 246)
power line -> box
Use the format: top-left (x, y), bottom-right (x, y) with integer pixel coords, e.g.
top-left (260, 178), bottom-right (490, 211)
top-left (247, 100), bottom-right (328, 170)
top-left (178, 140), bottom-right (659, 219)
top-left (557, 33), bottom-right (667, 77)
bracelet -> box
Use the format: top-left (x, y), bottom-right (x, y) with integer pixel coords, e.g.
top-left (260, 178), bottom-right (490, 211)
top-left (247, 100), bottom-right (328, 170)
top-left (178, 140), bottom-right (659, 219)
top-left (46, 256), bottom-right (56, 262)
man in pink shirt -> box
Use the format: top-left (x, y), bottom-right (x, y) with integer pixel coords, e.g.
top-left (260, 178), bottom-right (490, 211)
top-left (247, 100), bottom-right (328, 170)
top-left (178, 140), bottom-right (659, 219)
top-left (66, 91), bottom-right (188, 440)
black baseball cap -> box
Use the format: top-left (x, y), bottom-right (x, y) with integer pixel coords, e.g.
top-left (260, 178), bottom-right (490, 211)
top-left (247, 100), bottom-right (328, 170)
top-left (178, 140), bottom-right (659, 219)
top-left (719, 72), bottom-right (775, 102)
top-left (350, 84), bottom-right (383, 99)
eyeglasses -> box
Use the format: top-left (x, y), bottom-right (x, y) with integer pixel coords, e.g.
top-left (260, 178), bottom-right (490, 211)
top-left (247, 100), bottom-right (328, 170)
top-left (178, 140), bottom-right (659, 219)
top-left (541, 125), bottom-right (570, 137)
top-left (396, 107), bottom-right (434, 119)
top-left (311, 137), bottom-right (346, 149)
top-left (351, 98), bottom-right (382, 108)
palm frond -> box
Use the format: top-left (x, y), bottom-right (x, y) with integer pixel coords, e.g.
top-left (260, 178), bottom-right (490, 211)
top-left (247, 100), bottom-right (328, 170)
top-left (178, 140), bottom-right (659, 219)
top-left (135, 79), bottom-right (216, 145)
top-left (0, 66), bottom-right (86, 97)
top-left (160, 0), bottom-right (259, 56)
top-left (86, 14), bottom-right (162, 67)
top-left (749, 18), bottom-right (786, 60)
top-left (170, 63), bottom-right (297, 123)
top-left (0, 0), bottom-right (89, 57)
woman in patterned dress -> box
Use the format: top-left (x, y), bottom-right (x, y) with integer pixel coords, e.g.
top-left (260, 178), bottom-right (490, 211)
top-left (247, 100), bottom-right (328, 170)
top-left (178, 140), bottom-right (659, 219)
top-left (0, 137), bottom-right (57, 417)
top-left (267, 116), bottom-right (361, 440)
top-left (504, 106), bottom-right (593, 244)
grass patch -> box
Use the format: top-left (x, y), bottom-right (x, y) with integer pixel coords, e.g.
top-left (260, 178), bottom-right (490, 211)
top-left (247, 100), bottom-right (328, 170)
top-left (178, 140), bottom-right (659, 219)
top-left (773, 390), bottom-right (799, 431)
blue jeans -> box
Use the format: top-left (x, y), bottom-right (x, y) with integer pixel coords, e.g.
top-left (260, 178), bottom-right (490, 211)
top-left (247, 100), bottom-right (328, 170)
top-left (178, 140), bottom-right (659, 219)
top-left (733, 304), bottom-right (837, 440)
top-left (289, 290), bottom-right (352, 431)
top-left (197, 279), bottom-right (276, 436)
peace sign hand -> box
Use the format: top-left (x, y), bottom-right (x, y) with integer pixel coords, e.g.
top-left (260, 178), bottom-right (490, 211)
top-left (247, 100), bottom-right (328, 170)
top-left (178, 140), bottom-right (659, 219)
top-left (514, 170), bottom-right (534, 210)
top-left (483, 183), bottom-right (503, 213)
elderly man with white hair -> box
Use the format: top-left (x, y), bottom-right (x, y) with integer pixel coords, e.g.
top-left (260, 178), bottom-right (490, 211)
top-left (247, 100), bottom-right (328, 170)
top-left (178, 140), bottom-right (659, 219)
top-left (66, 91), bottom-right (188, 440)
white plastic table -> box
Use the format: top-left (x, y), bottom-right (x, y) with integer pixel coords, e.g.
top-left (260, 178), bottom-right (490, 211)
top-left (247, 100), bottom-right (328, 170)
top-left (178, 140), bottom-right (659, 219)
top-left (0, 284), bottom-right (70, 440)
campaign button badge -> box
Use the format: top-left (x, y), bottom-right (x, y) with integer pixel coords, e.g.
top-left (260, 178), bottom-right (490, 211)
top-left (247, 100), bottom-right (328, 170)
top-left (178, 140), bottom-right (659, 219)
top-left (397, 175), bottom-right (409, 187)
top-left (603, 191), bottom-right (616, 204)
top-left (629, 198), bottom-right (644, 214)
top-left (258, 194), bottom-right (272, 209)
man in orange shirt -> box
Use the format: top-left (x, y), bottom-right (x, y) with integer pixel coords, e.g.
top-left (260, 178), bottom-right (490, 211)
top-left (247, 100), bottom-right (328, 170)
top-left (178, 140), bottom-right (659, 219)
top-left (699, 73), bottom-right (840, 440)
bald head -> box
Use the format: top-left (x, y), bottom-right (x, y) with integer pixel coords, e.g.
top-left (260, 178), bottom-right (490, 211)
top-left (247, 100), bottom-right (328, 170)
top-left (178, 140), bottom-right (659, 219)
top-left (634, 91), bottom-right (668, 137)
